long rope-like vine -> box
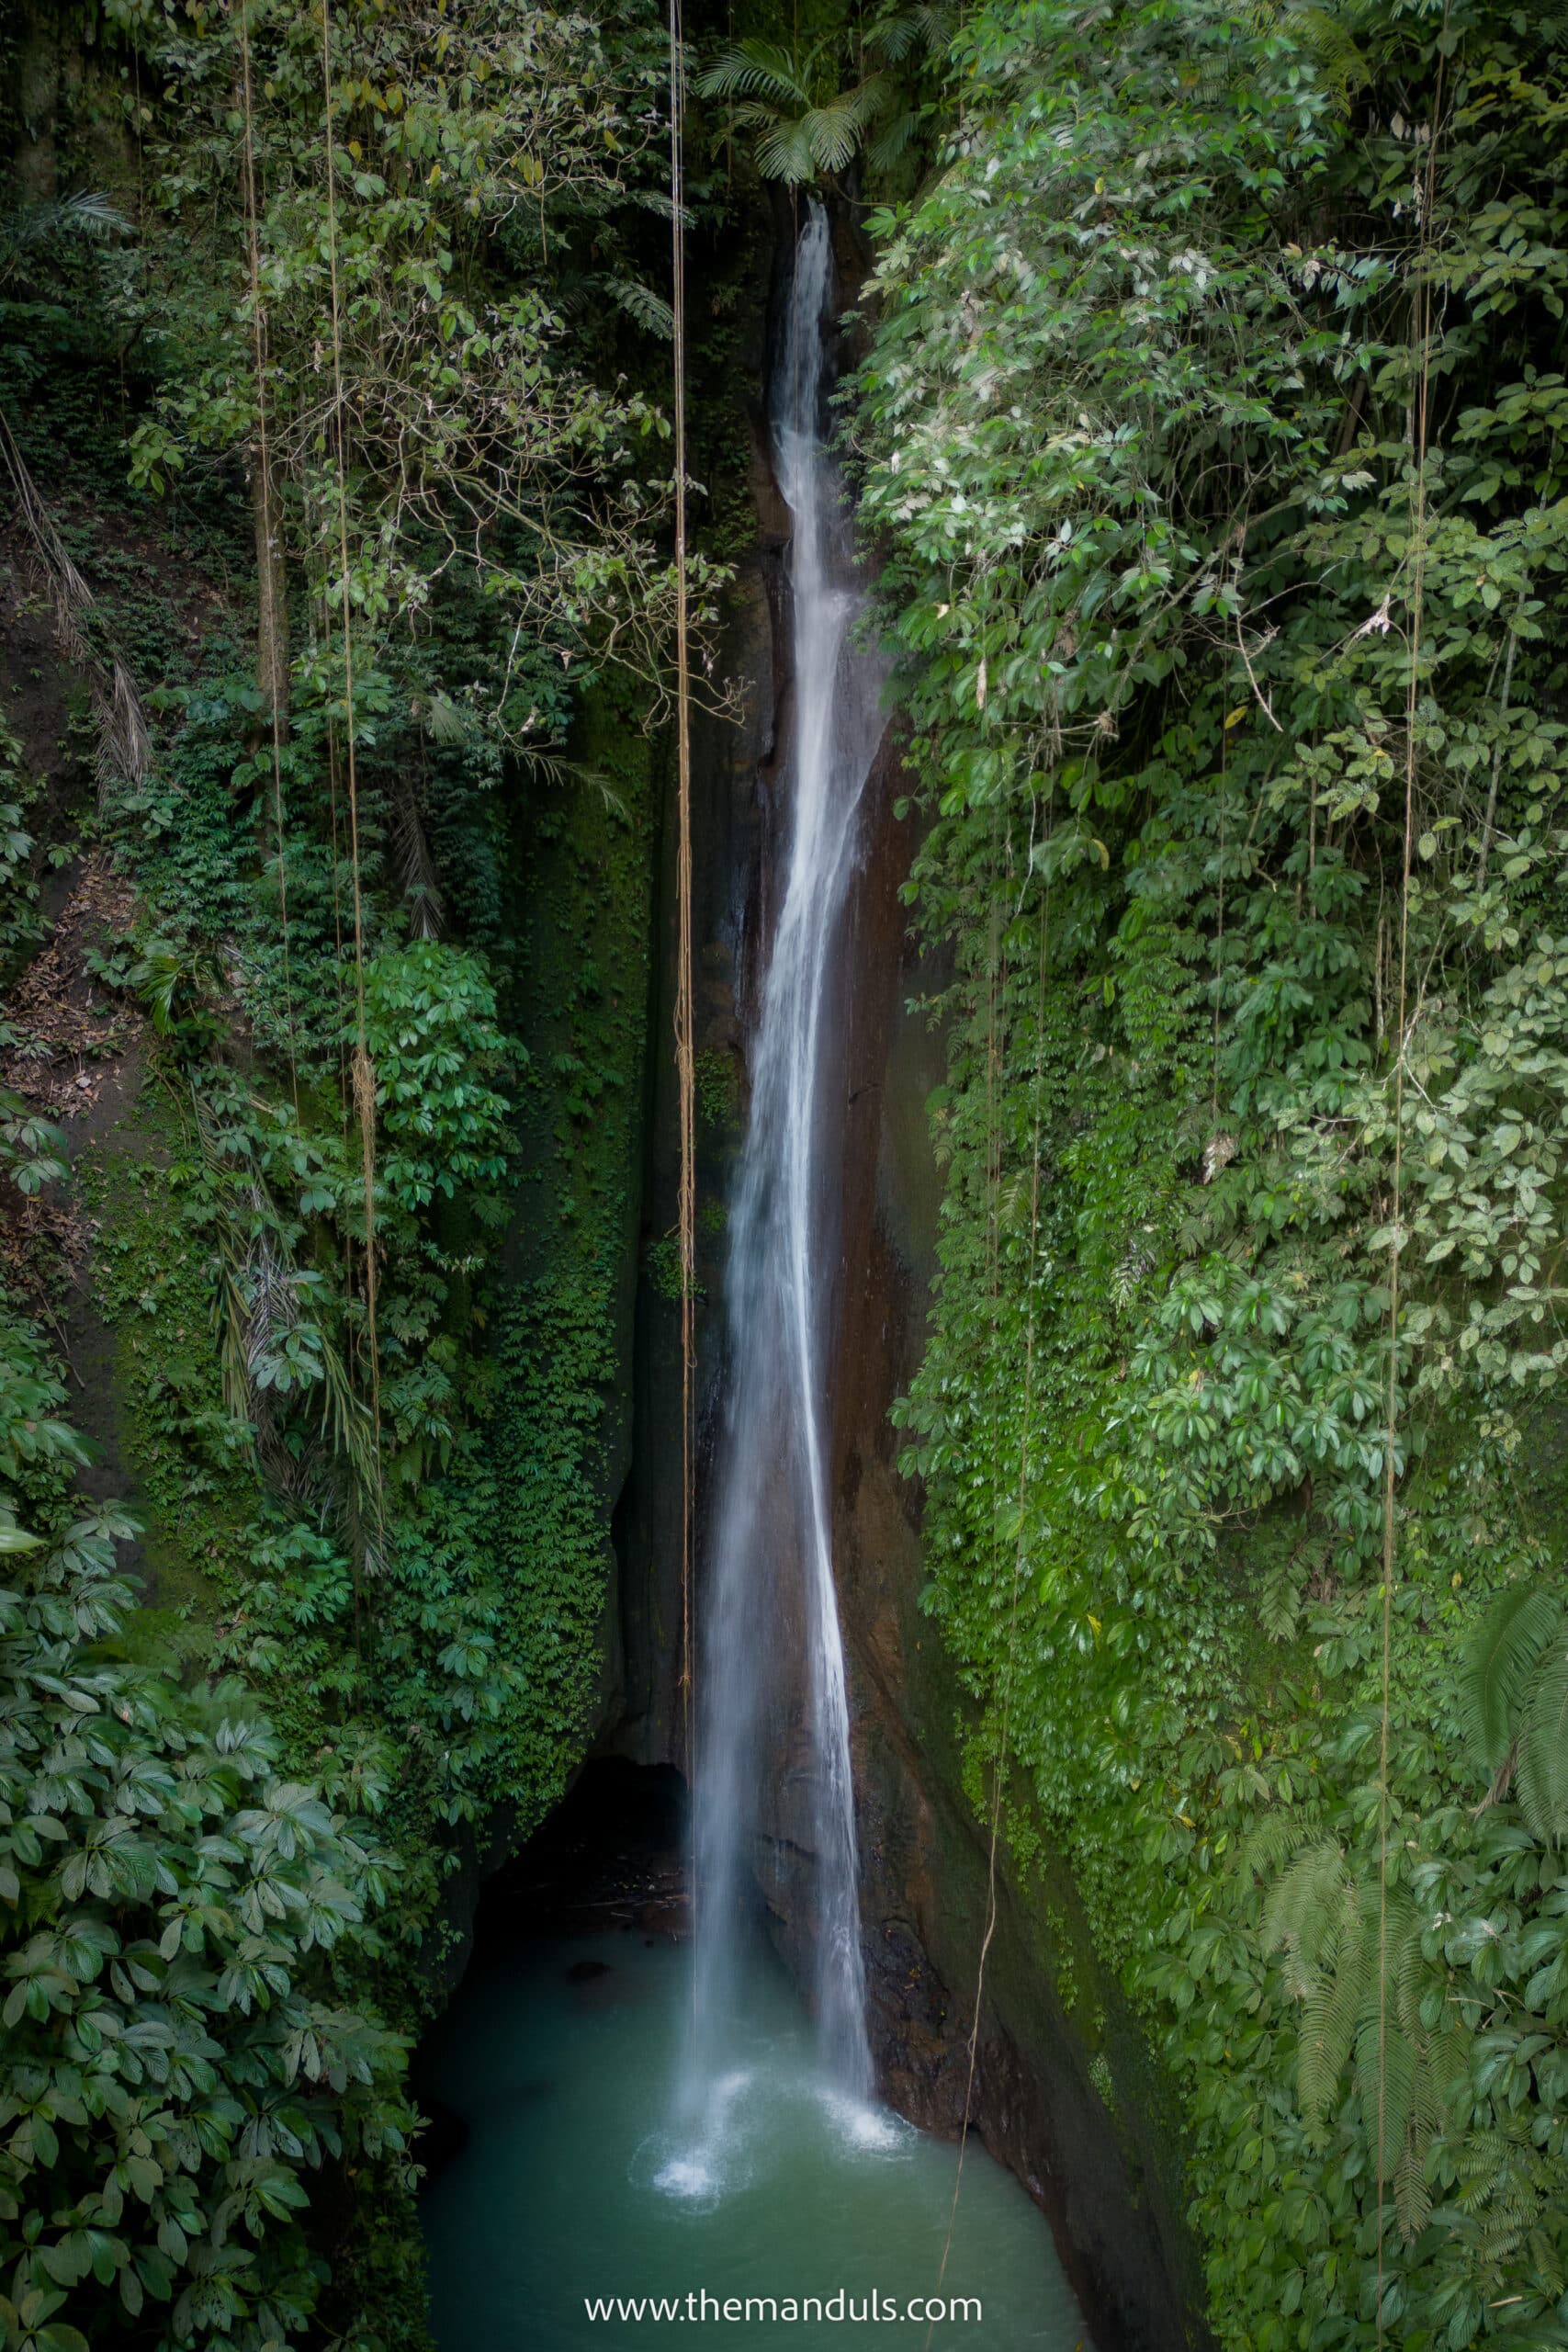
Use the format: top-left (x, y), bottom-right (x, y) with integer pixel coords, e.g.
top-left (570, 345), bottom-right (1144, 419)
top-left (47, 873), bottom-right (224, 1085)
top-left (318, 0), bottom-right (381, 1458)
top-left (667, 0), bottom-right (697, 1791)
top-left (234, 0), bottom-right (299, 1114)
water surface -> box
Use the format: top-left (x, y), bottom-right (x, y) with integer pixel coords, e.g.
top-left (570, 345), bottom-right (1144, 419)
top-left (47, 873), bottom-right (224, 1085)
top-left (421, 1918), bottom-right (1092, 2352)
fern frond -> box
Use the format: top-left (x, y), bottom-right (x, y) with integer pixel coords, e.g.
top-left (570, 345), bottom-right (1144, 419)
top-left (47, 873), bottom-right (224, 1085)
top-left (1393, 2135), bottom-right (1431, 2243)
top-left (1263, 1836), bottom-right (1348, 1977)
top-left (1458, 1581), bottom-right (1562, 1776)
top-left (1259, 1559), bottom-right (1303, 1643)
top-left (1298, 1907), bottom-right (1362, 2128)
top-left (1240, 1), bottom-right (1371, 109)
top-left (1517, 1639), bottom-right (1568, 1846)
top-left (1431, 2025), bottom-right (1470, 2103)
top-left (1235, 1810), bottom-right (1314, 1887)
top-left (1394, 1910), bottom-right (1430, 2043)
top-left (1355, 2007), bottom-right (1416, 2173)
top-left (1454, 2128), bottom-right (1511, 2211)
top-left (607, 276), bottom-right (675, 341)
top-left (626, 188), bottom-right (695, 228)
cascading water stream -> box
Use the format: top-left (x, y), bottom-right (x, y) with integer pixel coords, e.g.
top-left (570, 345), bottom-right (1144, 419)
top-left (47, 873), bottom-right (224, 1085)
top-left (680, 200), bottom-right (888, 2148)
top-left (418, 207), bottom-right (1096, 2350)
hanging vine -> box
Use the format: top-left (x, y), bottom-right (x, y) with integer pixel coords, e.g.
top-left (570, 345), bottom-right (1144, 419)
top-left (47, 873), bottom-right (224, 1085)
top-left (233, 0), bottom-right (299, 1112)
top-left (668, 0), bottom-right (698, 1787)
top-left (317, 0), bottom-right (382, 1473)
top-left (1374, 23), bottom-right (1448, 2329)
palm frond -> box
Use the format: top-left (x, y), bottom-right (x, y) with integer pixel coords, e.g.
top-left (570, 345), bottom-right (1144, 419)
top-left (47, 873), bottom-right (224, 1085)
top-left (805, 79), bottom-right (892, 174)
top-left (696, 40), bottom-right (808, 108)
top-left (198, 1100), bottom-right (382, 1549)
top-left (0, 408), bottom-right (152, 808)
top-left (864, 3), bottom-right (952, 63)
top-left (867, 108), bottom-right (921, 172)
top-left (420, 691), bottom-right (469, 746)
top-left (391, 782), bottom-right (444, 942)
top-left (517, 745), bottom-right (628, 821)
top-left (753, 118), bottom-right (819, 186)
top-left (0, 190), bottom-right (131, 288)
top-left (701, 38), bottom-right (889, 185)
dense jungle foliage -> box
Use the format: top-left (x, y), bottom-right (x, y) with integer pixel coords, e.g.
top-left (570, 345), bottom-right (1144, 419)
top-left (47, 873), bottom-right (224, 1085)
top-left (6, 0), bottom-right (1568, 2349)
top-left (0, 0), bottom-right (748, 2342)
top-left (855, 1), bottom-right (1568, 2346)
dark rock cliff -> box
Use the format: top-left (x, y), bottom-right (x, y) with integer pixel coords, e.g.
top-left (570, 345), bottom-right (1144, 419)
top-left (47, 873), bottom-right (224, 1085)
top-left (827, 730), bottom-right (1208, 2352)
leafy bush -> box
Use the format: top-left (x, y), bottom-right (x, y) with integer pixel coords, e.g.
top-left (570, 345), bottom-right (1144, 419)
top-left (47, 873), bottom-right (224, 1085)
top-left (362, 944), bottom-right (513, 1214)
top-left (0, 1295), bottom-right (414, 2352)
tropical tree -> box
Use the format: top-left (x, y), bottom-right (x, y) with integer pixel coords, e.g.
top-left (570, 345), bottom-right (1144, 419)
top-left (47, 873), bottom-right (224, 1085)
top-left (695, 37), bottom-right (892, 185)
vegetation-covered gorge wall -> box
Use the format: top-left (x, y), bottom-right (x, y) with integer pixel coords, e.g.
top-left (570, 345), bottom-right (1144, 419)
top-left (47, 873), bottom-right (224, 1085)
top-left (852, 4), bottom-right (1568, 2348)
top-left (815, 612), bottom-right (1203, 2352)
top-left (0, 3), bottom-right (740, 2344)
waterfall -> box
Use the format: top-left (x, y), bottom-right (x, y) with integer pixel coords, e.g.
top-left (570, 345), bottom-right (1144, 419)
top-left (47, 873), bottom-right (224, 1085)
top-left (686, 201), bottom-right (887, 2120)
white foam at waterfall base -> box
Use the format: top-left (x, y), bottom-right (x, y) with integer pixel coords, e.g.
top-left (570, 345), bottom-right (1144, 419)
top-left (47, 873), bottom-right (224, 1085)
top-left (641, 2057), bottom-right (912, 2213)
top-left (685, 198), bottom-right (889, 2123)
top-left (638, 2068), bottom-right (758, 2209)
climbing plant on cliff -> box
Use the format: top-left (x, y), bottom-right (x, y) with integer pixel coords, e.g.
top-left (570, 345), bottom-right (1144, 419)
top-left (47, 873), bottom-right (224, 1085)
top-left (857, 0), bottom-right (1568, 2345)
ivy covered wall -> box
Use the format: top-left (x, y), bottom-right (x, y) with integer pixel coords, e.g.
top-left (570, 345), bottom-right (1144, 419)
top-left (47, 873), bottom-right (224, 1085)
top-left (853, 4), bottom-right (1568, 2346)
